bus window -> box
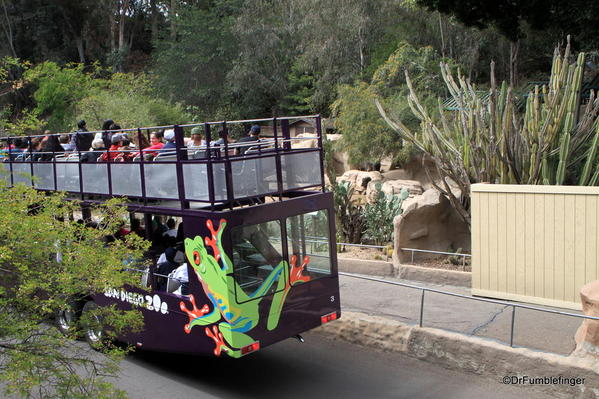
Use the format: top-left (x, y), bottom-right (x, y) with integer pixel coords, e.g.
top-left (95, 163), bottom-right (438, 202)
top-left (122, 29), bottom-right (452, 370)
top-left (286, 210), bottom-right (331, 279)
top-left (231, 221), bottom-right (285, 301)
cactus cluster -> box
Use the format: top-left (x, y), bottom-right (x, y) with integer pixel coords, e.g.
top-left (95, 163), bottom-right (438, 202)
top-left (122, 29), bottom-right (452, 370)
top-left (376, 39), bottom-right (599, 227)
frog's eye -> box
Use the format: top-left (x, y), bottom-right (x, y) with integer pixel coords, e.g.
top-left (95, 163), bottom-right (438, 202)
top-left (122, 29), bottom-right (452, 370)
top-left (192, 250), bottom-right (201, 266)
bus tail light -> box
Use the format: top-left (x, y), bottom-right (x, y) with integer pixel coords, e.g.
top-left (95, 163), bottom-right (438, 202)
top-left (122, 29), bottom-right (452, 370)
top-left (241, 341), bottom-right (260, 355)
top-left (321, 312), bottom-right (338, 324)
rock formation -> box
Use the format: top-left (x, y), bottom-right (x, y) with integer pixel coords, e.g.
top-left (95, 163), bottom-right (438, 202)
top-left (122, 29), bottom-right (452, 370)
top-left (574, 281), bottom-right (599, 357)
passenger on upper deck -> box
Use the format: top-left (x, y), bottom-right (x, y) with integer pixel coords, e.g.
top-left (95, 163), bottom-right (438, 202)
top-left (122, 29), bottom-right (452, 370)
top-left (159, 129), bottom-right (176, 152)
top-left (96, 119), bottom-right (114, 149)
top-left (80, 139), bottom-right (106, 162)
top-left (69, 120), bottom-right (93, 151)
top-left (59, 134), bottom-right (74, 152)
top-left (100, 134), bottom-right (126, 162)
top-left (140, 131), bottom-right (164, 159)
top-left (187, 127), bottom-right (205, 150)
top-left (37, 135), bottom-right (63, 161)
top-left (236, 124), bottom-right (261, 155)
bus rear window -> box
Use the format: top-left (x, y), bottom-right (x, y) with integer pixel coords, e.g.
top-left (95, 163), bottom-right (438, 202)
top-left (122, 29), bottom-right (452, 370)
top-left (231, 221), bottom-right (285, 301)
top-left (286, 210), bottom-right (331, 279)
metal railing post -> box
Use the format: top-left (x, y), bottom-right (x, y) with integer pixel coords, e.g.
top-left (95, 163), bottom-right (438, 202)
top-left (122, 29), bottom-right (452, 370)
top-left (411, 250), bottom-right (415, 264)
top-left (419, 289), bottom-right (425, 327)
top-left (510, 305), bottom-right (516, 347)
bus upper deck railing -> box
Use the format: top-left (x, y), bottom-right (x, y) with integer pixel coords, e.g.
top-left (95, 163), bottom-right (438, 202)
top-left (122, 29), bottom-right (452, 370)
top-left (0, 115), bottom-right (326, 211)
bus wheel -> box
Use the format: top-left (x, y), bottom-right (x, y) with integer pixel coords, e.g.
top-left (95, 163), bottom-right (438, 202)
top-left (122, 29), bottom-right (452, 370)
top-left (81, 301), bottom-right (104, 349)
top-left (55, 302), bottom-right (81, 336)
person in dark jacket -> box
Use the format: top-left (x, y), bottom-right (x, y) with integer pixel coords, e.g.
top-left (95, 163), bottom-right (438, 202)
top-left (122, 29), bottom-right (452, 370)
top-left (99, 119), bottom-right (114, 149)
top-left (69, 120), bottom-right (93, 151)
top-left (38, 135), bottom-right (64, 161)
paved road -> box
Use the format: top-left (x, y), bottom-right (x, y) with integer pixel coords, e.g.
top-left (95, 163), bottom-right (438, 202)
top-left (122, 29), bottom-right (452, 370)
top-left (339, 274), bottom-right (581, 355)
top-left (114, 331), bottom-right (546, 399)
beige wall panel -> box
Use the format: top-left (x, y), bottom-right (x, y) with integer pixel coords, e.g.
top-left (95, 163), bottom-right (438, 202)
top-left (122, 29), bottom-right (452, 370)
top-left (488, 192), bottom-right (499, 292)
top-left (472, 191), bottom-right (481, 289)
top-left (534, 194), bottom-right (544, 298)
top-left (543, 194), bottom-right (555, 299)
top-left (506, 193), bottom-right (517, 294)
top-left (524, 193), bottom-right (535, 296)
top-left (480, 192), bottom-right (490, 291)
top-left (497, 193), bottom-right (508, 293)
top-left (515, 191), bottom-right (526, 296)
top-left (585, 196), bottom-right (597, 285)
top-left (553, 194), bottom-right (565, 302)
top-left (472, 184), bottom-right (599, 310)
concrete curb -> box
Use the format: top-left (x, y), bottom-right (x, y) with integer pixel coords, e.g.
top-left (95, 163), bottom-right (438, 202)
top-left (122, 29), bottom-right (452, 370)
top-left (316, 311), bottom-right (599, 398)
top-left (396, 264), bottom-right (471, 288)
top-left (337, 257), bottom-right (471, 288)
top-left (337, 257), bottom-right (394, 276)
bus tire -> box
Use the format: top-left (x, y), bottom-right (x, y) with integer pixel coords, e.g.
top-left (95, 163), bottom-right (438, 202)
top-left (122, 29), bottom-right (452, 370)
top-left (55, 301), bottom-right (82, 336)
top-left (81, 301), bottom-right (105, 349)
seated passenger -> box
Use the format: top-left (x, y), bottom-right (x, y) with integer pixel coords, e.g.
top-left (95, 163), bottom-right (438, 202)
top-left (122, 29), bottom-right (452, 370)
top-left (59, 134), bottom-right (75, 151)
top-left (171, 263), bottom-right (189, 295)
top-left (80, 139), bottom-right (106, 162)
top-left (235, 124), bottom-right (261, 155)
top-left (140, 132), bottom-right (164, 159)
top-left (187, 127), bottom-right (205, 149)
top-left (156, 247), bottom-right (179, 291)
top-left (37, 135), bottom-right (64, 161)
top-left (100, 134), bottom-right (126, 162)
top-left (159, 129), bottom-right (176, 152)
top-left (130, 218), bottom-right (145, 237)
top-left (96, 119), bottom-right (114, 149)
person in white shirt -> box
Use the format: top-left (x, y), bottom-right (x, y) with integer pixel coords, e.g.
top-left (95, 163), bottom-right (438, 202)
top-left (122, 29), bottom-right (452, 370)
top-left (171, 263), bottom-right (189, 295)
top-left (163, 218), bottom-right (177, 238)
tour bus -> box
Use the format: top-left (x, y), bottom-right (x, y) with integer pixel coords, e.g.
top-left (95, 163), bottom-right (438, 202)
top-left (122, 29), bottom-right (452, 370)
top-left (1, 115), bottom-right (340, 358)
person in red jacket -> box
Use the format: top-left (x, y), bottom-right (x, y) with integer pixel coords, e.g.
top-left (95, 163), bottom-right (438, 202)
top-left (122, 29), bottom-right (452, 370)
top-left (100, 134), bottom-right (126, 162)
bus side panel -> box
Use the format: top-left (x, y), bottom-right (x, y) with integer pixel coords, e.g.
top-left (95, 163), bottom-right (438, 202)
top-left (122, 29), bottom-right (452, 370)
top-left (94, 284), bottom-right (218, 355)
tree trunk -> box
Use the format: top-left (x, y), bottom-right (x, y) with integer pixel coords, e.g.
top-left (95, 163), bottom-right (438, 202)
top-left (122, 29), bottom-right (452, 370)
top-left (150, 0), bottom-right (158, 44)
top-left (170, 0), bottom-right (177, 40)
top-left (109, 1), bottom-right (117, 51)
top-left (118, 0), bottom-right (130, 51)
top-left (1, 0), bottom-right (17, 58)
top-left (75, 36), bottom-right (86, 64)
top-left (509, 40), bottom-right (520, 87)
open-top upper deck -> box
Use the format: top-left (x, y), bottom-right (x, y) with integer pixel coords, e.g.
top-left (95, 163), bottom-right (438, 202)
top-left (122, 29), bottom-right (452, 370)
top-left (1, 115), bottom-right (326, 213)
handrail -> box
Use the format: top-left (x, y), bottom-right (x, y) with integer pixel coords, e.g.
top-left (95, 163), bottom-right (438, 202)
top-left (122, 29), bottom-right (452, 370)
top-left (339, 271), bottom-right (592, 349)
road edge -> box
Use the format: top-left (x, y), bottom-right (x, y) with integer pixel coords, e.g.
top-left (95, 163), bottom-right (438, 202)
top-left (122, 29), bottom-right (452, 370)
top-left (315, 311), bottom-right (599, 398)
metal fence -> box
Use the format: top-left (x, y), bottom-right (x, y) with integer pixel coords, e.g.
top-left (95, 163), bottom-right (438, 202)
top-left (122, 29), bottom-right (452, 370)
top-left (339, 271), bottom-right (592, 354)
top-left (400, 247), bottom-right (471, 270)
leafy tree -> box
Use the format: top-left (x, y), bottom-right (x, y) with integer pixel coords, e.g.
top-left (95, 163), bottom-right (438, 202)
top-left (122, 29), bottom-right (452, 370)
top-left (24, 62), bottom-right (96, 132)
top-left (331, 82), bottom-right (403, 167)
top-left (0, 184), bottom-right (147, 398)
top-left (152, 0), bottom-right (242, 119)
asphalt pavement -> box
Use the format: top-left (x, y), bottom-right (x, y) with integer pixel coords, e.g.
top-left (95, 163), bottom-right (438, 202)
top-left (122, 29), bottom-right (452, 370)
top-left (114, 331), bottom-right (547, 399)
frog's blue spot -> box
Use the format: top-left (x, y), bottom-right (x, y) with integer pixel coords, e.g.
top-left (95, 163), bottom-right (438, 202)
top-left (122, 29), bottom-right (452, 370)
top-left (225, 312), bottom-right (233, 319)
top-left (217, 298), bottom-right (223, 304)
top-left (231, 318), bottom-right (253, 333)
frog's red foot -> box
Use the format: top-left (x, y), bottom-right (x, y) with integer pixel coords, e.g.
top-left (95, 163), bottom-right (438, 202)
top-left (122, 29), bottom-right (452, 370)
top-left (179, 294), bottom-right (210, 333)
top-left (205, 219), bottom-right (227, 262)
top-left (205, 325), bottom-right (228, 356)
top-left (289, 255), bottom-right (312, 286)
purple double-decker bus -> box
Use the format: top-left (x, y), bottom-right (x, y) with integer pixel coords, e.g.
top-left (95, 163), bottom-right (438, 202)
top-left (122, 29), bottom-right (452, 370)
top-left (1, 115), bottom-right (340, 358)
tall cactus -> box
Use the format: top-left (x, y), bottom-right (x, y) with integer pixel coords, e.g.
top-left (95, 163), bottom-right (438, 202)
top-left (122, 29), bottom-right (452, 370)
top-left (376, 38), bottom-right (599, 228)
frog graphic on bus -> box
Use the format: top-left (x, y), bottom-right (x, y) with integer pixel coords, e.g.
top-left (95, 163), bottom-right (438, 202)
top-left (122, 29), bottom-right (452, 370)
top-left (179, 218), bottom-right (311, 357)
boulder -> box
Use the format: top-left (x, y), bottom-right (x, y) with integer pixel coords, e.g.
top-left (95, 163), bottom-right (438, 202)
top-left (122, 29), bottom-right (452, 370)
top-left (392, 188), bottom-right (470, 263)
top-left (337, 170), bottom-right (383, 193)
top-left (574, 281), bottom-right (599, 357)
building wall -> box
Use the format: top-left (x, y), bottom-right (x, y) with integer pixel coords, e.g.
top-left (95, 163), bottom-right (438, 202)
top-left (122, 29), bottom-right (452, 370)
top-left (472, 184), bottom-right (599, 310)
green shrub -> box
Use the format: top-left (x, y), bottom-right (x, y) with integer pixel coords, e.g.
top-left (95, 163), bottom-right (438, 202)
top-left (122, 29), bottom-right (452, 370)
top-left (363, 183), bottom-right (409, 245)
